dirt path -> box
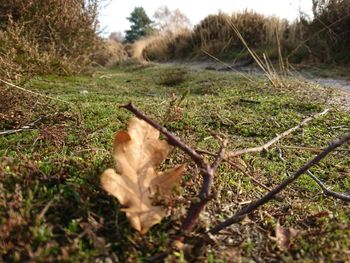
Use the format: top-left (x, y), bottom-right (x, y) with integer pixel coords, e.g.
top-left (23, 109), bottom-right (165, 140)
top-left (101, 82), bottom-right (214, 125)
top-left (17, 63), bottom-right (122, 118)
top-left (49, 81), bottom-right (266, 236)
top-left (164, 61), bottom-right (350, 112)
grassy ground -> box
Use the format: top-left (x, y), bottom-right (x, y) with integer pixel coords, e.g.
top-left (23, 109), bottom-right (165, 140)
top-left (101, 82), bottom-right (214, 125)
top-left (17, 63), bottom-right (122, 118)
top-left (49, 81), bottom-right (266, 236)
top-left (1, 62), bottom-right (349, 262)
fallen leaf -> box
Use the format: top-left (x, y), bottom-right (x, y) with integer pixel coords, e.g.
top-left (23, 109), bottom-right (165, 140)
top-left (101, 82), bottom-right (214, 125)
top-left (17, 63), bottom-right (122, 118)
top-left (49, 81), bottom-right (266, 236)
top-left (101, 117), bottom-right (185, 234)
top-left (275, 223), bottom-right (299, 250)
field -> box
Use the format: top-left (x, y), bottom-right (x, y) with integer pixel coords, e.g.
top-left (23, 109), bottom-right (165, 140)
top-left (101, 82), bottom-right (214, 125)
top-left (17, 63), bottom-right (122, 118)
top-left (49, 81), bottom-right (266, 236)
top-left (1, 62), bottom-right (349, 261)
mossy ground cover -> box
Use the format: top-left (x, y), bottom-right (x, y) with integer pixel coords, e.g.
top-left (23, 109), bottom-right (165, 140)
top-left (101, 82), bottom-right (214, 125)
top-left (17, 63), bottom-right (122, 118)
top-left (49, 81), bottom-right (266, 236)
top-left (1, 62), bottom-right (349, 262)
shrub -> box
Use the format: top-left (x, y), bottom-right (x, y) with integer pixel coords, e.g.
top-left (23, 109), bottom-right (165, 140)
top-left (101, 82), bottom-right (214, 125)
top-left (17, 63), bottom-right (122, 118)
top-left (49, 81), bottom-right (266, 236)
top-left (0, 0), bottom-right (101, 80)
top-left (192, 11), bottom-right (275, 57)
top-left (93, 40), bottom-right (128, 67)
top-left (136, 4), bottom-right (350, 65)
top-left (142, 29), bottom-right (194, 61)
top-left (301, 0), bottom-right (350, 63)
top-left (138, 11), bottom-right (304, 63)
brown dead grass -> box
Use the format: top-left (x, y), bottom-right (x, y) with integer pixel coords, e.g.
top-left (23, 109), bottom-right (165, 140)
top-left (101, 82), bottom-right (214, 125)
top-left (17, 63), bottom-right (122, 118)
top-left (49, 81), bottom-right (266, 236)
top-left (0, 87), bottom-right (48, 130)
top-left (0, 0), bottom-right (101, 80)
top-left (93, 40), bottom-right (128, 67)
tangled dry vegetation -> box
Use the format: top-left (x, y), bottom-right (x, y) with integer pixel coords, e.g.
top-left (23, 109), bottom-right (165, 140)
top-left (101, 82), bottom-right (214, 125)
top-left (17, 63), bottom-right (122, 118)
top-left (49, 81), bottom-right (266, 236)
top-left (0, 0), bottom-right (102, 81)
top-left (93, 39), bottom-right (128, 67)
top-left (141, 10), bottom-right (304, 62)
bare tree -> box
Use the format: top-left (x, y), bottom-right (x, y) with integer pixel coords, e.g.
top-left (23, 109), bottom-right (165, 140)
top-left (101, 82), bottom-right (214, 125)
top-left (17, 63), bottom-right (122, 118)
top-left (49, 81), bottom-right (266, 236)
top-left (108, 31), bottom-right (124, 43)
top-left (153, 6), bottom-right (191, 34)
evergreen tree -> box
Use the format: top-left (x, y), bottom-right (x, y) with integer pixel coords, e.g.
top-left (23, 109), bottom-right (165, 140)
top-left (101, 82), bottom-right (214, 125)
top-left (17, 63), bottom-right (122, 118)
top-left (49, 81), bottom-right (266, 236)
top-left (125, 7), bottom-right (153, 43)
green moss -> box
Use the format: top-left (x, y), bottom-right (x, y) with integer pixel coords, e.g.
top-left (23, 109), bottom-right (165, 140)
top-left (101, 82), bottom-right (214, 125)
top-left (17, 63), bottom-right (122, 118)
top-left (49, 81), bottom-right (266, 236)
top-left (0, 63), bottom-right (349, 261)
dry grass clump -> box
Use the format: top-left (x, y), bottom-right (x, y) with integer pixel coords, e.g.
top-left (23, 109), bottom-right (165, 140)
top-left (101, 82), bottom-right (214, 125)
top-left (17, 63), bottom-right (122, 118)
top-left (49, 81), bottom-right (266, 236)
top-left (129, 36), bottom-right (158, 61)
top-left (142, 29), bottom-right (193, 61)
top-left (158, 67), bottom-right (188, 86)
top-left (140, 2), bottom-right (350, 65)
top-left (193, 12), bottom-right (262, 54)
top-left (192, 11), bottom-right (298, 60)
top-left (0, 0), bottom-right (101, 80)
top-left (93, 40), bottom-right (128, 67)
top-left (140, 11), bottom-right (298, 62)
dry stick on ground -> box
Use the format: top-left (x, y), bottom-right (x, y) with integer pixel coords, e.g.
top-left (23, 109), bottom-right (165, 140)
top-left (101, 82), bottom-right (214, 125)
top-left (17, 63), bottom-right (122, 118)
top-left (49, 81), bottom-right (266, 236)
top-left (306, 171), bottom-right (350, 202)
top-left (197, 148), bottom-right (272, 192)
top-left (0, 79), bottom-right (72, 105)
top-left (280, 145), bottom-right (350, 153)
top-left (121, 102), bottom-right (227, 236)
top-left (277, 148), bottom-right (350, 202)
top-left (122, 103), bottom-right (350, 259)
top-left (0, 117), bottom-right (43, 136)
top-left (198, 108), bottom-right (331, 191)
top-left (209, 131), bottom-right (350, 235)
top-left (228, 108), bottom-right (329, 157)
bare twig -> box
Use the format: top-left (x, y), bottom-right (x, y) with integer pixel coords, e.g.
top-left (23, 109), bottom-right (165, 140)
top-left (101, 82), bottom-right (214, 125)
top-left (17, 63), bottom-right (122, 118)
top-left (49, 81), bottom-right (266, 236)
top-left (280, 145), bottom-right (350, 153)
top-left (239, 98), bottom-right (261, 104)
top-left (123, 103), bottom-right (349, 261)
top-left (228, 109), bottom-right (329, 157)
top-left (0, 117), bottom-right (42, 136)
top-left (211, 139), bottom-right (228, 173)
top-left (209, 131), bottom-right (350, 234)
top-left (306, 171), bottom-right (350, 202)
top-left (121, 103), bottom-right (204, 165)
top-left (279, 148), bottom-right (350, 202)
top-left (121, 102), bottom-right (227, 235)
top-left (180, 139), bottom-right (228, 235)
top-left (197, 148), bottom-right (272, 192)
top-left (0, 79), bottom-right (72, 104)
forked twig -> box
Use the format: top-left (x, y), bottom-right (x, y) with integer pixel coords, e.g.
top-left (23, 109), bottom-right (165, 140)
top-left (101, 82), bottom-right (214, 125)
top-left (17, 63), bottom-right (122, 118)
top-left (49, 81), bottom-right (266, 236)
top-left (197, 148), bottom-right (272, 192)
top-left (0, 117), bottom-right (43, 136)
top-left (0, 79), bottom-right (71, 104)
top-left (306, 171), bottom-right (350, 202)
top-left (209, 131), bottom-right (350, 234)
top-left (278, 148), bottom-right (350, 202)
top-left (121, 102), bottom-right (350, 259)
top-left (121, 102), bottom-right (227, 234)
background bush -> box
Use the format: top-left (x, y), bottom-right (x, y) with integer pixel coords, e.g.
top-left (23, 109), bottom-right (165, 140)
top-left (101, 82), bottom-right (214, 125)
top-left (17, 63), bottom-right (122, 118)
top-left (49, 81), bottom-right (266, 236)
top-left (0, 0), bottom-right (101, 80)
top-left (142, 11), bottom-right (294, 62)
top-left (93, 39), bottom-right (128, 67)
top-left (300, 0), bottom-right (350, 63)
top-left (140, 1), bottom-right (350, 65)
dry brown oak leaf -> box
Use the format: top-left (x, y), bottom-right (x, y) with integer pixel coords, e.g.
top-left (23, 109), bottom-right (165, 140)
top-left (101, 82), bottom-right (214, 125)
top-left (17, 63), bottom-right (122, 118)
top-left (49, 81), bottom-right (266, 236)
top-left (101, 117), bottom-right (185, 234)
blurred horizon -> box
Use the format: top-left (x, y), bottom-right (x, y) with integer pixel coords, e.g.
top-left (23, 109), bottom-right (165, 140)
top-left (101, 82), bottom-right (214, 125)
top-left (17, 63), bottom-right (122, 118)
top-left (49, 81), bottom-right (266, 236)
top-left (99, 0), bottom-right (313, 37)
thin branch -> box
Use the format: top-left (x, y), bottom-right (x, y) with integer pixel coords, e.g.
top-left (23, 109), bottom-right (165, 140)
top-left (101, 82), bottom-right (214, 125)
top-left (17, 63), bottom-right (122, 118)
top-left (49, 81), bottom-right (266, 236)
top-left (122, 103), bottom-right (349, 258)
top-left (179, 139), bottom-right (228, 234)
top-left (121, 103), bottom-right (228, 235)
top-left (211, 139), bottom-right (228, 173)
top-left (239, 98), bottom-right (261, 104)
top-left (279, 147), bottom-right (350, 202)
top-left (228, 109), bottom-right (329, 157)
top-left (0, 117), bottom-right (42, 136)
top-left (0, 79), bottom-right (72, 105)
top-left (307, 171), bottom-right (350, 202)
top-left (209, 131), bottom-right (350, 234)
top-left (121, 103), bottom-right (204, 166)
top-left (197, 148), bottom-right (272, 192)
top-left (280, 145), bottom-right (350, 153)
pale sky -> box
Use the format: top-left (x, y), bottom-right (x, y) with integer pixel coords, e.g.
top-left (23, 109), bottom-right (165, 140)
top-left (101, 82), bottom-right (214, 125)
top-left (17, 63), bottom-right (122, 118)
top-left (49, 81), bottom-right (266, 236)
top-left (99, 0), bottom-right (313, 36)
